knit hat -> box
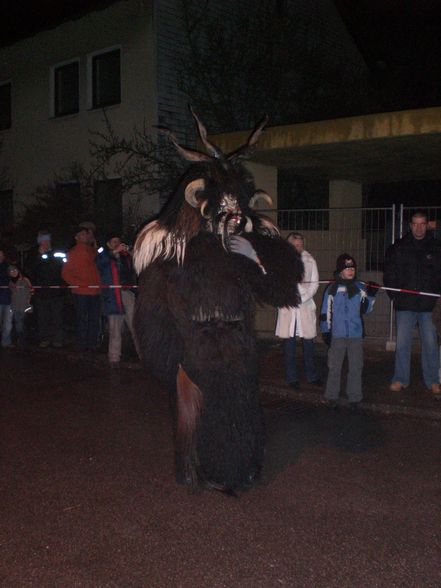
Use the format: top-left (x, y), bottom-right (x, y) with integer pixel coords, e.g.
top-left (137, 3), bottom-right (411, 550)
top-left (105, 231), bottom-right (121, 245)
top-left (78, 221), bottom-right (96, 232)
top-left (336, 253), bottom-right (356, 273)
top-left (37, 231), bottom-right (51, 244)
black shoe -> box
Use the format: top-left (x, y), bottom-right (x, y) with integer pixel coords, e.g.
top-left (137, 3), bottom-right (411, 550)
top-left (288, 381), bottom-right (300, 390)
top-left (309, 379), bottom-right (323, 387)
top-left (326, 400), bottom-right (339, 410)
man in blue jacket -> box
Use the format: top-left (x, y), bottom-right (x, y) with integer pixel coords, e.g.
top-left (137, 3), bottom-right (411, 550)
top-left (96, 232), bottom-right (138, 367)
top-left (320, 254), bottom-right (377, 409)
top-left (384, 210), bottom-right (441, 396)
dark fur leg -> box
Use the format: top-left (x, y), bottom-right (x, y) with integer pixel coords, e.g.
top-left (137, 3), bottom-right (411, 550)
top-left (175, 365), bottom-right (203, 487)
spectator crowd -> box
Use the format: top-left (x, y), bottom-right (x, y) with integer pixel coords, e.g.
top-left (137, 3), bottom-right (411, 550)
top-left (0, 209), bottom-right (441, 400)
top-left (0, 221), bottom-right (138, 369)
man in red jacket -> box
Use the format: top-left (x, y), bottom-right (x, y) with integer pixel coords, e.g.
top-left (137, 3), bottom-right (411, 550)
top-left (62, 227), bottom-right (102, 351)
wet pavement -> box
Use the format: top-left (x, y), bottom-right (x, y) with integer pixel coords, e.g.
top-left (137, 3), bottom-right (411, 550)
top-left (1, 345), bottom-right (441, 586)
top-left (260, 340), bottom-right (441, 421)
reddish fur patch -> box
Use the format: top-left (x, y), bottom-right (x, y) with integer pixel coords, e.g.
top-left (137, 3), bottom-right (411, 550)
top-left (176, 364), bottom-right (204, 486)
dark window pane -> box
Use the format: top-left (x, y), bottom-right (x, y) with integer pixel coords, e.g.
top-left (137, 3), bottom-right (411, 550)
top-left (92, 49), bottom-right (121, 108)
top-left (0, 83), bottom-right (11, 130)
top-left (0, 190), bottom-right (14, 228)
top-left (55, 182), bottom-right (81, 212)
top-left (54, 62), bottom-right (79, 116)
top-left (94, 178), bottom-right (122, 236)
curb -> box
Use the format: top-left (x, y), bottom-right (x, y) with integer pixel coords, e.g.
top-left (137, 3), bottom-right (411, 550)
top-left (28, 347), bottom-right (441, 421)
top-left (261, 383), bottom-right (441, 422)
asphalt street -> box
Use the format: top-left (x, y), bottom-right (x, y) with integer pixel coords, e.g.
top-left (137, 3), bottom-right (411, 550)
top-left (1, 350), bottom-right (440, 587)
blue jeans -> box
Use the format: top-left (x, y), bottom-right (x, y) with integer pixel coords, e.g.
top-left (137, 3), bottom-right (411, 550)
top-left (0, 304), bottom-right (13, 347)
top-left (12, 310), bottom-right (27, 347)
top-left (73, 295), bottom-right (101, 351)
top-left (283, 337), bottom-right (318, 383)
top-left (393, 311), bottom-right (440, 388)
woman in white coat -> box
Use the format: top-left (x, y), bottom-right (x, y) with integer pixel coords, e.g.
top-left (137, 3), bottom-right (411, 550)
top-left (275, 233), bottom-right (321, 389)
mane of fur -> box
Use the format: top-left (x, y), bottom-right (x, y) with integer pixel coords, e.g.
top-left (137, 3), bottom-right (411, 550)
top-left (133, 205), bottom-right (202, 274)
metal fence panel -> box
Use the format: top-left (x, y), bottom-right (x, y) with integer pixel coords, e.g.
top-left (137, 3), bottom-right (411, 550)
top-left (256, 206), bottom-right (395, 339)
top-left (256, 204), bottom-right (441, 342)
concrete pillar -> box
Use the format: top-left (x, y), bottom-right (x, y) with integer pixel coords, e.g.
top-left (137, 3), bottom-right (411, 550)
top-left (245, 162), bottom-right (278, 208)
top-left (245, 161), bottom-right (279, 336)
top-left (329, 179), bottom-right (362, 208)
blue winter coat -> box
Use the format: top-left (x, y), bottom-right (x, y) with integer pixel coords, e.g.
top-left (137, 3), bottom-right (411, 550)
top-left (96, 249), bottom-right (136, 316)
top-left (320, 280), bottom-right (375, 339)
top-left (0, 262), bottom-right (11, 305)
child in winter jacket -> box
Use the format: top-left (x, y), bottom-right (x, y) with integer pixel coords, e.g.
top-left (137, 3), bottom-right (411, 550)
top-left (320, 253), bottom-right (377, 409)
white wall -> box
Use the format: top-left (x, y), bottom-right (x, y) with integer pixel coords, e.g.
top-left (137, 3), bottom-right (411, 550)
top-left (0, 0), bottom-right (156, 220)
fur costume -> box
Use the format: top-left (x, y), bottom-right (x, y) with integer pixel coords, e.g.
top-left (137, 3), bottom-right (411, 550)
top-left (133, 110), bottom-right (303, 491)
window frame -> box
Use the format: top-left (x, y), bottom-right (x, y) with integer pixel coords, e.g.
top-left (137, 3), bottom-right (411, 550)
top-left (50, 57), bottom-right (80, 118)
top-left (87, 46), bottom-right (121, 110)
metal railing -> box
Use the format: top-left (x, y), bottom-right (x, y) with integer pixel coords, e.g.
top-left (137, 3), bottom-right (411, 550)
top-left (257, 204), bottom-right (441, 342)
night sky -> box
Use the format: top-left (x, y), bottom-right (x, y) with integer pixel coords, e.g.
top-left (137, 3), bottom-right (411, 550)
top-left (1, 0), bottom-right (441, 112)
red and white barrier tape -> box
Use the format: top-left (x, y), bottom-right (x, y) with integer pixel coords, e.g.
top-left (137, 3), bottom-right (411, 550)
top-left (1, 281), bottom-right (440, 298)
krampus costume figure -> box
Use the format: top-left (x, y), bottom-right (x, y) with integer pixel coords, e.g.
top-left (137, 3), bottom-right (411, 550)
top-left (133, 111), bottom-right (303, 492)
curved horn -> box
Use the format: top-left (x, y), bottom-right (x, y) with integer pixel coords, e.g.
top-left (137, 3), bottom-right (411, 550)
top-left (156, 126), bottom-right (211, 162)
top-left (189, 106), bottom-right (223, 159)
top-left (185, 179), bottom-right (206, 207)
top-left (244, 216), bottom-right (253, 233)
top-left (249, 190), bottom-right (273, 209)
top-left (258, 214), bottom-right (280, 237)
top-left (247, 114), bottom-right (269, 148)
top-left (200, 200), bottom-right (211, 219)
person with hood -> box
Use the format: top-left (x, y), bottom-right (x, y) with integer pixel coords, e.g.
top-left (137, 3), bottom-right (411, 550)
top-left (96, 232), bottom-right (138, 367)
top-left (275, 232), bottom-right (321, 389)
top-left (384, 210), bottom-right (441, 396)
top-left (320, 254), bottom-right (377, 410)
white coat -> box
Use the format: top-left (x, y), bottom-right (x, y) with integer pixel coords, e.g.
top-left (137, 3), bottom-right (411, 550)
top-left (275, 249), bottom-right (319, 340)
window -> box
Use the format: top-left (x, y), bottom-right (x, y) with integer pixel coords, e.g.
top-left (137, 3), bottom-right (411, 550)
top-left (91, 48), bottom-right (121, 109)
top-left (94, 178), bottom-right (122, 235)
top-left (0, 82), bottom-right (11, 130)
top-left (0, 190), bottom-right (13, 227)
top-left (53, 61), bottom-right (79, 117)
top-left (55, 181), bottom-right (81, 203)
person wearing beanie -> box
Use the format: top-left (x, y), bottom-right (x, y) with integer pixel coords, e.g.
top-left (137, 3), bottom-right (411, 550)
top-left (319, 253), bottom-right (378, 410)
top-left (96, 232), bottom-right (138, 367)
top-left (25, 230), bottom-right (67, 348)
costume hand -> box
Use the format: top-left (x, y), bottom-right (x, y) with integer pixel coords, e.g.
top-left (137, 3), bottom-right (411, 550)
top-left (366, 281), bottom-right (380, 297)
top-left (322, 332), bottom-right (332, 347)
top-left (229, 236), bottom-right (260, 264)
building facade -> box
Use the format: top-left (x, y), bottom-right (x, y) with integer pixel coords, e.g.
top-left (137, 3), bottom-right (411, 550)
top-left (0, 0), bottom-right (371, 241)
